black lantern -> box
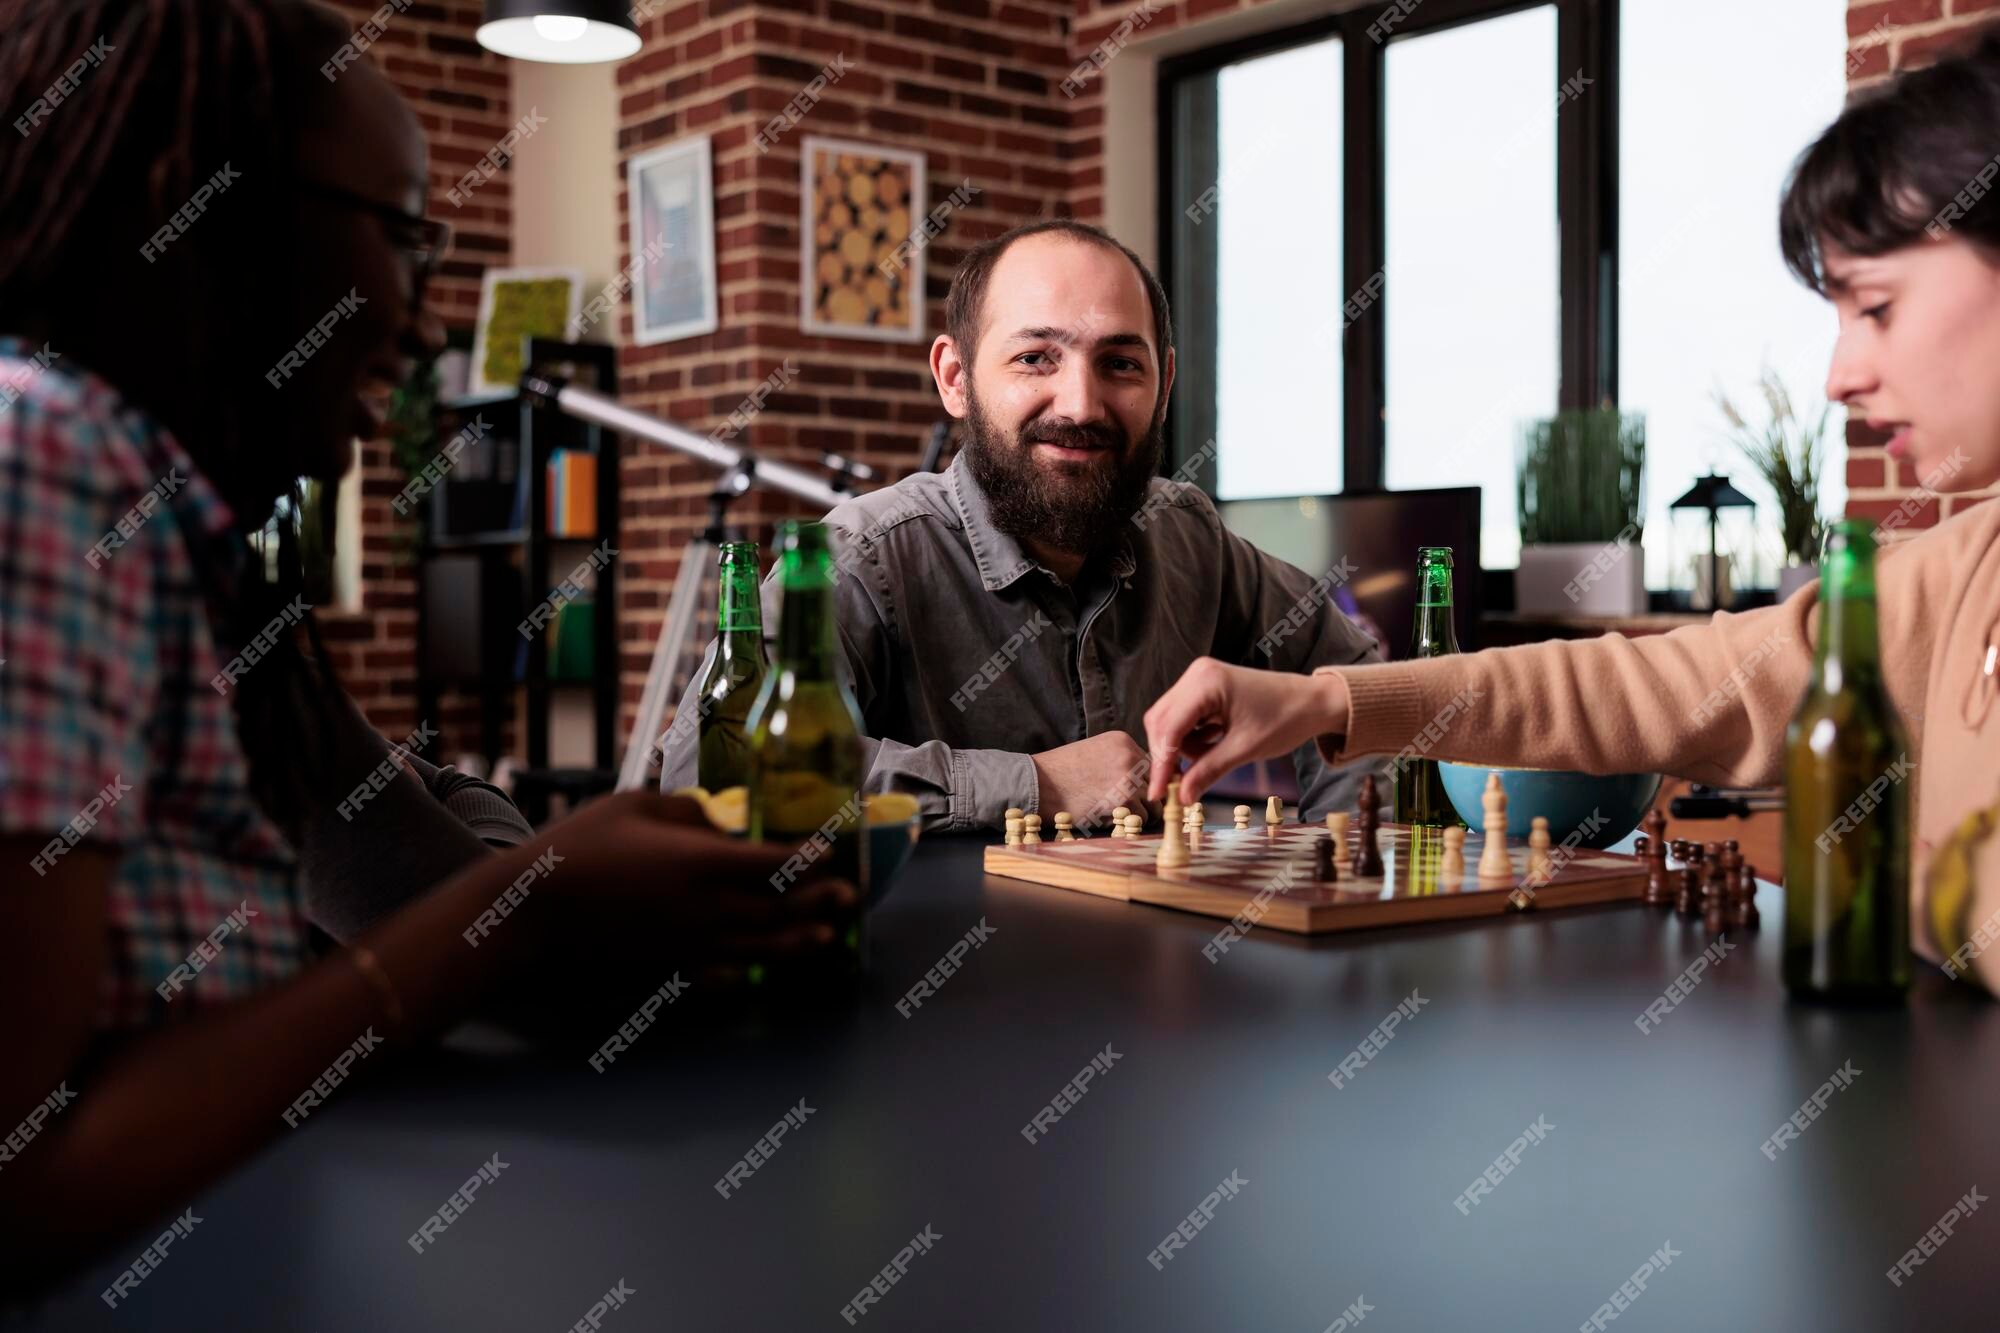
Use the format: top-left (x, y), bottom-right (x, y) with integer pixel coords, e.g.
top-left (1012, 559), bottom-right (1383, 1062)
top-left (1669, 473), bottom-right (1756, 611)
top-left (478, 0), bottom-right (641, 62)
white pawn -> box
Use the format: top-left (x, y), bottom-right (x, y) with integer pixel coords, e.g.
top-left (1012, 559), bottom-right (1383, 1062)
top-left (1055, 811), bottom-right (1075, 842)
top-left (1233, 804), bottom-right (1252, 830)
top-left (1124, 813), bottom-right (1144, 838)
top-left (1327, 812), bottom-right (1349, 847)
top-left (1022, 813), bottom-right (1042, 845)
top-left (1111, 805), bottom-right (1131, 838)
top-left (1478, 773), bottom-right (1512, 883)
top-left (1442, 825), bottom-right (1467, 879)
top-left (1527, 815), bottom-right (1553, 879)
top-left (1004, 813), bottom-right (1023, 846)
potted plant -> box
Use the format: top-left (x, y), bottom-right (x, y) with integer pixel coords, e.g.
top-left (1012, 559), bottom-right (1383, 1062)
top-left (1515, 408), bottom-right (1648, 616)
top-left (1716, 369), bottom-right (1827, 601)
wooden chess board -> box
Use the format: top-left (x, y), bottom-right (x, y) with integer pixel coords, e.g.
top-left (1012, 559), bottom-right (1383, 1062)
top-left (982, 823), bottom-right (1648, 934)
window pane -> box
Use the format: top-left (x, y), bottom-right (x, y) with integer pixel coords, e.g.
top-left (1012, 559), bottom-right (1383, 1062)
top-left (1621, 0), bottom-right (1849, 590)
top-left (1384, 5), bottom-right (1559, 572)
top-left (1214, 38), bottom-right (1342, 500)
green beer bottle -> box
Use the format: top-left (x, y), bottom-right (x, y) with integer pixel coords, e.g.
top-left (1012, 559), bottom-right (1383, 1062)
top-left (746, 521), bottom-right (869, 979)
top-left (1393, 546), bottom-right (1463, 827)
top-left (696, 541), bottom-right (770, 792)
top-left (1782, 520), bottom-right (1910, 1002)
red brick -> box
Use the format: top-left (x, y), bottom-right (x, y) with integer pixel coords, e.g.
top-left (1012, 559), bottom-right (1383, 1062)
top-left (1847, 454), bottom-right (1887, 489)
top-left (1846, 495), bottom-right (1940, 528)
top-left (1848, 0), bottom-right (1942, 36)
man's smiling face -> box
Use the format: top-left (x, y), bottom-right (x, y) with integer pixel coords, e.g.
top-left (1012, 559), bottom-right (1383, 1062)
top-left (935, 232), bottom-right (1176, 558)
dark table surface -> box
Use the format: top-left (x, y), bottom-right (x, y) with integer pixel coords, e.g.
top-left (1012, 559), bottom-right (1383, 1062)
top-left (23, 834), bottom-right (2000, 1332)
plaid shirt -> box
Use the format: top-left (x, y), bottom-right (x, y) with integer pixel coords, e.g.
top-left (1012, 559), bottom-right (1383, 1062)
top-left (0, 337), bottom-right (306, 1032)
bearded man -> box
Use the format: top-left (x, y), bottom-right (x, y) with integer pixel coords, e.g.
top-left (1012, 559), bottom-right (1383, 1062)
top-left (660, 220), bottom-right (1384, 831)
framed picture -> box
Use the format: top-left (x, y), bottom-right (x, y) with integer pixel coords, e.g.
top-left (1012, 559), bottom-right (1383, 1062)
top-left (469, 267), bottom-right (582, 396)
top-left (627, 134), bottom-right (719, 347)
top-left (799, 135), bottom-right (926, 343)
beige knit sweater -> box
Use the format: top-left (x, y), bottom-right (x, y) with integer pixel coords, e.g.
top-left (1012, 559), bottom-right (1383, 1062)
top-left (1316, 500), bottom-right (2000, 992)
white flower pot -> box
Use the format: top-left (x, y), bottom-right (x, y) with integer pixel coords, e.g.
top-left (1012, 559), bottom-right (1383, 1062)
top-left (1516, 541), bottom-right (1647, 617)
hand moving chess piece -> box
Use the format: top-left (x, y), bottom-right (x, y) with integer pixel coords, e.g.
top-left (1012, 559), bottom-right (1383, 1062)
top-left (1477, 773), bottom-right (1512, 883)
top-left (1441, 825), bottom-right (1467, 879)
top-left (1352, 776), bottom-right (1384, 877)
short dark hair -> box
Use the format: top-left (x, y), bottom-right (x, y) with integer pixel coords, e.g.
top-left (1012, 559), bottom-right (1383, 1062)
top-left (1780, 22), bottom-right (2000, 292)
top-left (944, 219), bottom-right (1174, 364)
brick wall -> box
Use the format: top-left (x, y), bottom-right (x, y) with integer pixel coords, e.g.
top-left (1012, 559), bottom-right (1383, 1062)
top-left (611, 0), bottom-right (1082, 773)
top-left (319, 0), bottom-right (513, 748)
top-left (1842, 0), bottom-right (2000, 535)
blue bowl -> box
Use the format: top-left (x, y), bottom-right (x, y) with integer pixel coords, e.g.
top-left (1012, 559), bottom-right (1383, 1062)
top-left (1437, 764), bottom-right (1661, 850)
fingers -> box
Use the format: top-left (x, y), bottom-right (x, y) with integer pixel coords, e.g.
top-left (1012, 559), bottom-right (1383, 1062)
top-left (1144, 664), bottom-right (1226, 801)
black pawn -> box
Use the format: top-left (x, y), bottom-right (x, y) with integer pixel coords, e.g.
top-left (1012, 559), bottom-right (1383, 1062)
top-left (1313, 837), bottom-right (1338, 884)
top-left (1731, 863), bottom-right (1762, 931)
top-left (1675, 866), bottom-right (1701, 918)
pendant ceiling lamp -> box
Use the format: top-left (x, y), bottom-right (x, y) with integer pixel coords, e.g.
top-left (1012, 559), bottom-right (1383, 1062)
top-left (477, 1), bottom-right (641, 63)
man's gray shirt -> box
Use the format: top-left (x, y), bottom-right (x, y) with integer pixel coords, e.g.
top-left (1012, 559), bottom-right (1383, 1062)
top-left (660, 455), bottom-right (1387, 831)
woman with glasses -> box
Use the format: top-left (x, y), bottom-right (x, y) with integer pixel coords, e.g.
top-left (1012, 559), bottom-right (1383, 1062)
top-left (0, 0), bottom-right (855, 1281)
top-left (1143, 25), bottom-right (2000, 996)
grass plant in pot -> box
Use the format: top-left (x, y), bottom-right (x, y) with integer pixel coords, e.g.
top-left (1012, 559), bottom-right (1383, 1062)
top-left (1716, 369), bottom-right (1827, 603)
top-left (1515, 409), bottom-right (1648, 617)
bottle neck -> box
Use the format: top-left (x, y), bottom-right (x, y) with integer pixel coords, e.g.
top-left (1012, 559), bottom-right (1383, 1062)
top-left (1815, 590), bottom-right (1880, 690)
top-left (1412, 562), bottom-right (1458, 654)
top-left (775, 548), bottom-right (837, 675)
top-left (715, 558), bottom-right (764, 665)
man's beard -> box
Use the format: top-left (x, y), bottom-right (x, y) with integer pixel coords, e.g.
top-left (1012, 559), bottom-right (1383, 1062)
top-left (961, 379), bottom-right (1165, 558)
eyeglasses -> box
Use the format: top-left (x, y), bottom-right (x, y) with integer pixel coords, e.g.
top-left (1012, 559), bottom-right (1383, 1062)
top-left (295, 180), bottom-right (453, 307)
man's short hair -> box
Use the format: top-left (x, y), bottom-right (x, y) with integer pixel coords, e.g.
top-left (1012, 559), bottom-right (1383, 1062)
top-left (944, 219), bottom-right (1174, 365)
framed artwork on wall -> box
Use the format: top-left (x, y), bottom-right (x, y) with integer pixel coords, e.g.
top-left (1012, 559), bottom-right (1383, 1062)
top-left (799, 135), bottom-right (926, 343)
top-left (469, 266), bottom-right (583, 395)
top-left (627, 133), bottom-right (720, 347)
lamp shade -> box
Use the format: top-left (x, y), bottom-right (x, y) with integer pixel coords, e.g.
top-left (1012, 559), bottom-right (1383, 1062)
top-left (1669, 472), bottom-right (1755, 513)
top-left (477, 0), bottom-right (641, 63)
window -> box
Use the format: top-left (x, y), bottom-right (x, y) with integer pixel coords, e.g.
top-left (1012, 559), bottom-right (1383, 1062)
top-left (1163, 0), bottom-right (1851, 589)
top-left (1384, 5), bottom-right (1558, 571)
top-left (1214, 39), bottom-right (1344, 499)
top-left (1619, 0), bottom-right (1849, 589)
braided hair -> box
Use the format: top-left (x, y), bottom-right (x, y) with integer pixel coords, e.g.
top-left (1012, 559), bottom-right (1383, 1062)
top-left (2, 0), bottom-right (362, 836)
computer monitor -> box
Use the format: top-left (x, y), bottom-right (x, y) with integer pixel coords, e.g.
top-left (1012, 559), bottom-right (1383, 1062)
top-left (1199, 487), bottom-right (1480, 805)
top-left (1216, 487), bottom-right (1482, 660)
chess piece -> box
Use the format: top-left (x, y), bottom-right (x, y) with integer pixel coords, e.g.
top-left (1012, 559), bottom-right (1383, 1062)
top-left (1641, 808), bottom-right (1667, 852)
top-left (1266, 795), bottom-right (1283, 827)
top-left (1111, 806), bottom-right (1131, 838)
top-left (1163, 779), bottom-right (1184, 833)
top-left (1732, 864), bottom-right (1762, 930)
top-left (1352, 776), bottom-right (1385, 877)
top-left (1156, 823), bottom-right (1189, 870)
top-left (1004, 813), bottom-right (1023, 846)
top-left (1527, 816), bottom-right (1553, 880)
top-left (1328, 811), bottom-right (1350, 845)
top-left (1234, 804), bottom-right (1252, 830)
top-left (1022, 813), bottom-right (1042, 845)
top-left (1441, 825), bottom-right (1467, 880)
top-left (1054, 811), bottom-right (1074, 842)
top-left (1675, 865), bottom-right (1701, 918)
top-left (1477, 773), bottom-right (1511, 883)
top-left (1124, 813), bottom-right (1143, 838)
top-left (1313, 837), bottom-right (1338, 883)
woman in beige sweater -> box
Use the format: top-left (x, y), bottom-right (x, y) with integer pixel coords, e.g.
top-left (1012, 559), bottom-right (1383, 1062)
top-left (1144, 26), bottom-right (2000, 995)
